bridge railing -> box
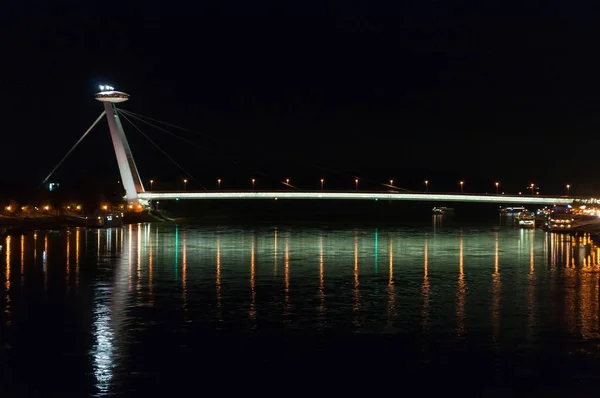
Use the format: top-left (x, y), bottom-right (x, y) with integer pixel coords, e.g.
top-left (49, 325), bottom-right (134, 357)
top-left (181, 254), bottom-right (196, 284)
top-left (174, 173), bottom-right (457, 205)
top-left (140, 189), bottom-right (575, 198)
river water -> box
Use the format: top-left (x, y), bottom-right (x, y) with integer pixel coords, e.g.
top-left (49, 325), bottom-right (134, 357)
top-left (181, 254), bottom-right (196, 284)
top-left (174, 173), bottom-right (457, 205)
top-left (2, 220), bottom-right (600, 396)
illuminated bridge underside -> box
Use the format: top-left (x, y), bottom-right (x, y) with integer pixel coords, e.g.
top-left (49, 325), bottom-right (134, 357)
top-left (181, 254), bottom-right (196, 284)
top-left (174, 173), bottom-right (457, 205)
top-left (138, 191), bottom-right (574, 205)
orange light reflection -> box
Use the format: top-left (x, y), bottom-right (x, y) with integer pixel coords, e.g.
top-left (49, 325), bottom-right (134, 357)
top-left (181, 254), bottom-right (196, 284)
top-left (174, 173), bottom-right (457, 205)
top-left (249, 233), bottom-right (256, 320)
top-left (353, 231), bottom-right (360, 328)
top-left (492, 233), bottom-right (501, 345)
top-left (457, 234), bottom-right (465, 337)
top-left (4, 236), bottom-right (12, 325)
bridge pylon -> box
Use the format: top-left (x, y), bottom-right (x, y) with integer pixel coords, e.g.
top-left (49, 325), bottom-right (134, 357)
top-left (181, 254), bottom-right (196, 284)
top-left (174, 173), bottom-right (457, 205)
top-left (95, 85), bottom-right (146, 207)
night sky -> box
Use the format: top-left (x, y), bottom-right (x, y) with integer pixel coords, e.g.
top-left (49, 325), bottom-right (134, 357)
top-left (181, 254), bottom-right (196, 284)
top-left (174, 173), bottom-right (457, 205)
top-left (3, 4), bottom-right (600, 195)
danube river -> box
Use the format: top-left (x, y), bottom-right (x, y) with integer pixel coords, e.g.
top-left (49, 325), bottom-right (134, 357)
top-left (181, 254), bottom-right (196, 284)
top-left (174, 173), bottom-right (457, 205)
top-left (2, 220), bottom-right (600, 396)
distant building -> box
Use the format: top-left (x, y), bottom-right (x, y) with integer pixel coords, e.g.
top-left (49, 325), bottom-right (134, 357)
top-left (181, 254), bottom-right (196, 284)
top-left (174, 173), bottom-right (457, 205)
top-left (46, 182), bottom-right (60, 192)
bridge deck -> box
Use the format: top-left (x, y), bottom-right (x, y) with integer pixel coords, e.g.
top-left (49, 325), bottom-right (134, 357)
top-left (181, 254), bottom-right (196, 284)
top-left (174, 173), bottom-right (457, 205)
top-left (137, 191), bottom-right (574, 205)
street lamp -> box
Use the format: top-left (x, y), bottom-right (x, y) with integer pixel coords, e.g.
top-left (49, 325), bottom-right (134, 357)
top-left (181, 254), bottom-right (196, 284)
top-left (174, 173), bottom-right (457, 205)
top-left (495, 182), bottom-right (499, 194)
top-left (459, 181), bottom-right (464, 193)
top-left (424, 180), bottom-right (429, 192)
top-left (217, 178), bottom-right (221, 190)
top-left (285, 178), bottom-right (290, 189)
top-left (389, 179), bottom-right (394, 186)
top-left (183, 179), bottom-right (188, 191)
top-left (150, 179), bottom-right (154, 190)
top-left (252, 178), bottom-right (256, 190)
top-left (320, 178), bottom-right (324, 191)
top-left (355, 178), bottom-right (359, 191)
top-left (530, 183), bottom-right (534, 195)
top-left (566, 184), bottom-right (571, 196)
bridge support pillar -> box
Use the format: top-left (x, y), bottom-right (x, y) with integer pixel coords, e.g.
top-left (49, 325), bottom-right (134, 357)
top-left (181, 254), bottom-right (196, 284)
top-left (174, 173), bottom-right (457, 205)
top-left (102, 102), bottom-right (146, 206)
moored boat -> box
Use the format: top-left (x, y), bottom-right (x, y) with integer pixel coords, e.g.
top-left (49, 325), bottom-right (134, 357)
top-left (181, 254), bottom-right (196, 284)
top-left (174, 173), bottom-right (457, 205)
top-left (543, 204), bottom-right (574, 233)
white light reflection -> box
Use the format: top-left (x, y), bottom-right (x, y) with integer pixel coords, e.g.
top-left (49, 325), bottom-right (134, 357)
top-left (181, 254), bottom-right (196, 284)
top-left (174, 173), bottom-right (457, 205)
top-left (91, 284), bottom-right (115, 394)
top-left (91, 226), bottom-right (130, 395)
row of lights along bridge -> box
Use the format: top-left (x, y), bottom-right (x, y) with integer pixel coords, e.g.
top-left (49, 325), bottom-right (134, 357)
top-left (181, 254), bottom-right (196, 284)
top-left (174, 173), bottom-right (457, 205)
top-left (146, 179), bottom-right (573, 195)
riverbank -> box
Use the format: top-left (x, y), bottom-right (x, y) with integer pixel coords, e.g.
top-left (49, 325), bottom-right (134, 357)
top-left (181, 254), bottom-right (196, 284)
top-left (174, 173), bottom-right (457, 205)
top-left (0, 211), bottom-right (171, 235)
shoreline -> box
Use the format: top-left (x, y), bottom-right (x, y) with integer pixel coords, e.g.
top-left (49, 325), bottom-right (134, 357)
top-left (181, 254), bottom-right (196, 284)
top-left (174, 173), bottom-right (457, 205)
top-left (0, 211), bottom-right (170, 235)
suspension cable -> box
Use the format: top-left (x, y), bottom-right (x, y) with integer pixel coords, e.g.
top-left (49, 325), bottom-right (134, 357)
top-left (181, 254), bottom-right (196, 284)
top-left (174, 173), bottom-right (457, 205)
top-left (119, 111), bottom-right (207, 191)
top-left (119, 108), bottom-right (412, 192)
top-left (119, 109), bottom-right (339, 177)
top-left (119, 110), bottom-right (214, 152)
top-left (118, 109), bottom-right (216, 139)
top-left (118, 109), bottom-right (272, 179)
top-left (42, 111), bottom-right (106, 185)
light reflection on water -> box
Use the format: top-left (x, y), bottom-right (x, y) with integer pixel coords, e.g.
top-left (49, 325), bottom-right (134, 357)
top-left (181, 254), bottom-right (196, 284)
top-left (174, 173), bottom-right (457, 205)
top-left (2, 224), bottom-right (600, 394)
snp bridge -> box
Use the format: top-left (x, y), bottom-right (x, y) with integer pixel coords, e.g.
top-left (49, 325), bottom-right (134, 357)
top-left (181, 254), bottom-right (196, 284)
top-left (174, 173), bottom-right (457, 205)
top-left (138, 191), bottom-right (575, 205)
top-left (44, 85), bottom-right (577, 209)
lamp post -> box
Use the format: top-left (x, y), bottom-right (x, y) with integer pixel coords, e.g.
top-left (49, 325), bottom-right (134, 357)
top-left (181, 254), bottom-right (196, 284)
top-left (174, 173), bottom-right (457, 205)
top-left (252, 178), bottom-right (256, 190)
top-left (286, 178), bottom-right (290, 189)
top-left (183, 179), bottom-right (188, 191)
top-left (355, 178), bottom-right (359, 191)
top-left (390, 179), bottom-right (394, 187)
top-left (217, 178), bottom-right (221, 190)
top-left (424, 180), bottom-right (429, 192)
top-left (566, 184), bottom-right (571, 196)
top-left (150, 179), bottom-right (154, 190)
top-left (495, 182), bottom-right (499, 194)
top-left (530, 183), bottom-right (534, 195)
top-left (320, 178), bottom-right (324, 191)
top-left (459, 181), bottom-right (464, 193)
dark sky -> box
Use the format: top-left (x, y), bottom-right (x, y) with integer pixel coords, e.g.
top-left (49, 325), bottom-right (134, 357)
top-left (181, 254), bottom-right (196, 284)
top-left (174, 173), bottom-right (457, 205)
top-left (3, 3), bottom-right (600, 194)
